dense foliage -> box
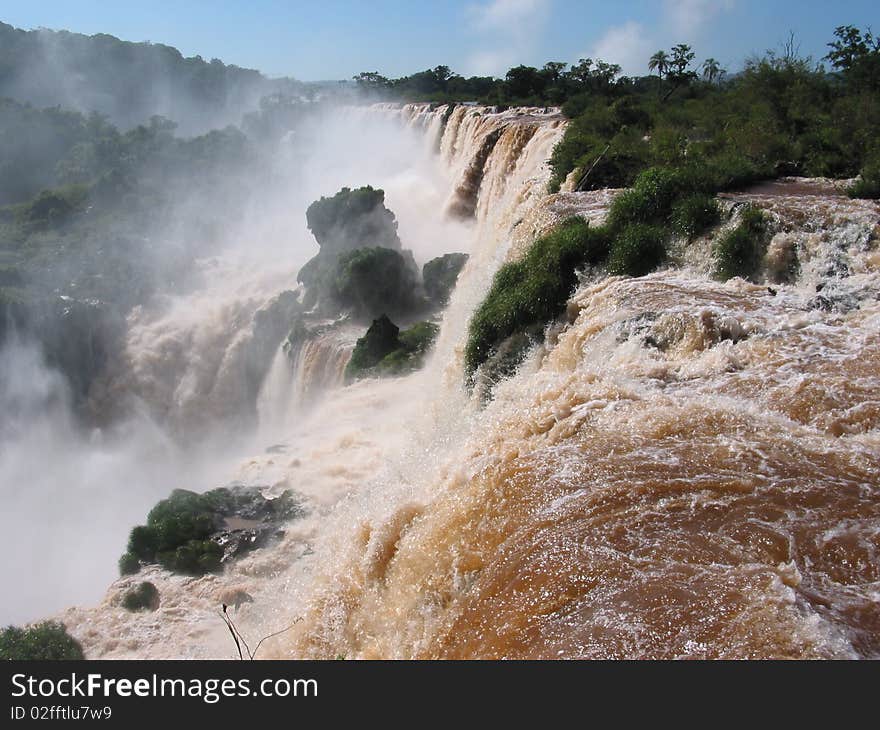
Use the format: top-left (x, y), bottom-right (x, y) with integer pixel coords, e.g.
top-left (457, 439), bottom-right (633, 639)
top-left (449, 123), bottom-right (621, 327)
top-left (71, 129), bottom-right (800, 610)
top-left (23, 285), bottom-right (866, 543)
top-left (119, 487), bottom-right (304, 576)
top-left (356, 26), bottom-right (879, 201)
top-left (714, 205), bottom-right (769, 281)
top-left (464, 217), bottom-right (610, 378)
top-left (345, 315), bottom-right (439, 381)
top-left (0, 621), bottom-right (84, 660)
top-left (0, 22), bottom-right (308, 133)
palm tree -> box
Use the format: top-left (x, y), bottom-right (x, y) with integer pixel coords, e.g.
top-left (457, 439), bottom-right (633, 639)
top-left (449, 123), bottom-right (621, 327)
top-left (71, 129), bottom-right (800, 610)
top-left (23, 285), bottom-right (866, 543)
top-left (702, 58), bottom-right (724, 84)
top-left (648, 50), bottom-right (669, 80)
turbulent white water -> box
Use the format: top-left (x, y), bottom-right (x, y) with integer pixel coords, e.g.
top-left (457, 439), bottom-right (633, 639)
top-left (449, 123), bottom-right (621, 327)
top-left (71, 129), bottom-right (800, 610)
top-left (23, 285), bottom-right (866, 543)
top-left (42, 103), bottom-right (567, 656)
top-left (24, 103), bottom-right (880, 659)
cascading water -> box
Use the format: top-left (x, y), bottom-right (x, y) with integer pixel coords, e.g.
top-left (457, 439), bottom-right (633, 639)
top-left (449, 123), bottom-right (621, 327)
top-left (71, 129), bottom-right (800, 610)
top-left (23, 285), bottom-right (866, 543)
top-left (48, 105), bottom-right (879, 660)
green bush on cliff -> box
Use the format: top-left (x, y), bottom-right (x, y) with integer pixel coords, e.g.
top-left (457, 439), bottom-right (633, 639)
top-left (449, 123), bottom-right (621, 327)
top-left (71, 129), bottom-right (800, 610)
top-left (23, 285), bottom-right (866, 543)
top-left (305, 186), bottom-right (400, 252)
top-left (848, 158), bottom-right (880, 199)
top-left (120, 487), bottom-right (303, 577)
top-left (464, 217), bottom-right (610, 378)
top-left (671, 193), bottom-right (720, 238)
top-left (608, 224), bottom-right (667, 276)
top-left (607, 167), bottom-right (700, 229)
top-left (0, 621), bottom-right (84, 660)
top-left (714, 205), bottom-right (769, 281)
top-left (346, 315), bottom-right (440, 380)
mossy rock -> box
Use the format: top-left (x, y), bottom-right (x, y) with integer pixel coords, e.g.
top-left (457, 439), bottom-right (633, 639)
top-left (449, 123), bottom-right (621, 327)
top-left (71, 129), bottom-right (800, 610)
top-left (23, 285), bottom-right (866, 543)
top-left (331, 247), bottom-right (417, 320)
top-left (714, 205), bottom-right (769, 281)
top-left (120, 487), bottom-right (305, 577)
top-left (423, 252), bottom-right (469, 306)
top-left (346, 316), bottom-right (440, 381)
top-left (122, 582), bottom-right (160, 612)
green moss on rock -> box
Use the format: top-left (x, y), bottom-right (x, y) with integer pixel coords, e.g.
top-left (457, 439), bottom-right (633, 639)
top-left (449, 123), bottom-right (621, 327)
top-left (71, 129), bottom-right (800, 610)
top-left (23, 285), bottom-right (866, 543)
top-left (423, 252), bottom-right (469, 306)
top-left (346, 316), bottom-right (440, 381)
top-left (122, 581), bottom-right (160, 612)
top-left (714, 205), bottom-right (769, 281)
top-left (464, 217), bottom-right (609, 379)
top-left (120, 487), bottom-right (304, 577)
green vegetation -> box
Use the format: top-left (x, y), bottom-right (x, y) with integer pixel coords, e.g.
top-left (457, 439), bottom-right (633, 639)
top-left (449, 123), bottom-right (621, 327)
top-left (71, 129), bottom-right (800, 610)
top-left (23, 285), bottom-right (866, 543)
top-left (0, 621), bottom-right (84, 660)
top-left (608, 224), bottom-right (667, 276)
top-left (332, 247), bottom-right (417, 320)
top-left (121, 487), bottom-right (304, 576)
top-left (122, 582), bottom-right (160, 612)
top-left (714, 205), bottom-right (769, 281)
top-left (0, 22), bottom-right (309, 135)
top-left (671, 194), bottom-right (721, 238)
top-left (423, 252), bottom-right (469, 306)
top-left (345, 315), bottom-right (440, 381)
top-left (464, 217), bottom-right (610, 378)
top-left (548, 28), bottom-right (880, 193)
top-left (299, 187), bottom-right (418, 318)
top-left (848, 157), bottom-right (880, 199)
top-left (464, 164), bottom-right (740, 380)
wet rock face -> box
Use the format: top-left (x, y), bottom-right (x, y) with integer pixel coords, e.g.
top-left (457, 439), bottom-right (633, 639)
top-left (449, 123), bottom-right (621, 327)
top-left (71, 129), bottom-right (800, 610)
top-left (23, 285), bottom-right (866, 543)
top-left (423, 253), bottom-right (469, 306)
top-left (0, 293), bottom-right (126, 417)
top-left (298, 186), bottom-right (415, 318)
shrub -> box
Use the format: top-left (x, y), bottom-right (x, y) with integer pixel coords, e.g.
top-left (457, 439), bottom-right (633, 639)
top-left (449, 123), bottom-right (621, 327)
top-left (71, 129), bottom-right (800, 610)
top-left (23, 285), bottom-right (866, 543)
top-left (0, 621), bottom-right (84, 660)
top-left (397, 320), bottom-right (439, 355)
top-left (714, 205), bottom-right (769, 281)
top-left (848, 159), bottom-right (880, 199)
top-left (305, 186), bottom-right (400, 253)
top-left (607, 167), bottom-right (696, 229)
top-left (345, 316), bottom-right (440, 380)
top-left (608, 224), bottom-right (667, 276)
top-left (118, 551), bottom-right (140, 576)
top-left (120, 487), bottom-right (303, 577)
top-left (122, 582), bottom-right (160, 612)
top-left (157, 540), bottom-right (223, 576)
top-left (464, 217), bottom-right (609, 377)
top-left (345, 314), bottom-right (401, 378)
top-left (671, 193), bottom-right (720, 238)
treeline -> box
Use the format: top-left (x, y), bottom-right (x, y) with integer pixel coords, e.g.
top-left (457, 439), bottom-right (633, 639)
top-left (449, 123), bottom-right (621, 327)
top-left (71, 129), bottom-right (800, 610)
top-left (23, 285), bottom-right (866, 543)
top-left (356, 26), bottom-right (880, 198)
top-left (0, 22), bottom-right (308, 134)
top-left (353, 58), bottom-right (621, 106)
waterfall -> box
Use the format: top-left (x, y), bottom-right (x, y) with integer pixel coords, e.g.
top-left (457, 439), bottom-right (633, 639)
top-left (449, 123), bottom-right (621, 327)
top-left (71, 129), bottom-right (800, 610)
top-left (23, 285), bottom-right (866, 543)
top-left (53, 107), bottom-right (879, 661)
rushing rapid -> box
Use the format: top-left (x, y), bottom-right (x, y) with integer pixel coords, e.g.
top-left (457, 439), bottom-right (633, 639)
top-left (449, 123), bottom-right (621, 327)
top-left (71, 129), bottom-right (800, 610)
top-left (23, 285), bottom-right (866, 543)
top-left (53, 105), bottom-right (879, 659)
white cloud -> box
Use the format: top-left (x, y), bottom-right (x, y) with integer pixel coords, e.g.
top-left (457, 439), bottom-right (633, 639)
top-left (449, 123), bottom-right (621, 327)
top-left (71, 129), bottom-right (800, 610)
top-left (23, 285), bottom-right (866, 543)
top-left (463, 0), bottom-right (551, 76)
top-left (468, 0), bottom-right (550, 32)
top-left (664, 0), bottom-right (736, 37)
top-left (583, 1), bottom-right (735, 76)
top-left (589, 21), bottom-right (655, 76)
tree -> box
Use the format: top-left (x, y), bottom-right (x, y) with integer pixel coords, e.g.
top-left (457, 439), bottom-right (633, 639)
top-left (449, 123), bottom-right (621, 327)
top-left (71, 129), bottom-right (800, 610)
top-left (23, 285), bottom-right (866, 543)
top-left (649, 51), bottom-right (670, 80)
top-left (661, 44), bottom-right (697, 101)
top-left (702, 58), bottom-right (724, 84)
top-left (504, 65), bottom-right (547, 100)
top-left (669, 44), bottom-right (697, 78)
top-left (825, 25), bottom-right (880, 90)
top-left (353, 72), bottom-right (390, 90)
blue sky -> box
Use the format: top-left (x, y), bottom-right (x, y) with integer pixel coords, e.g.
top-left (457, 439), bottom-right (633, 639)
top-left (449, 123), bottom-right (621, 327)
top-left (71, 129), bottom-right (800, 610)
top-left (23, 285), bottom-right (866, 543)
top-left (1, 1), bottom-right (877, 80)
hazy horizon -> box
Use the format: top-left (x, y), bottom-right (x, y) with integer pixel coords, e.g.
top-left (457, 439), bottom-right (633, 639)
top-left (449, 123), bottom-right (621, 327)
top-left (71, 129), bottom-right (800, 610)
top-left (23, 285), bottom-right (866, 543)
top-left (2, 0), bottom-right (878, 82)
